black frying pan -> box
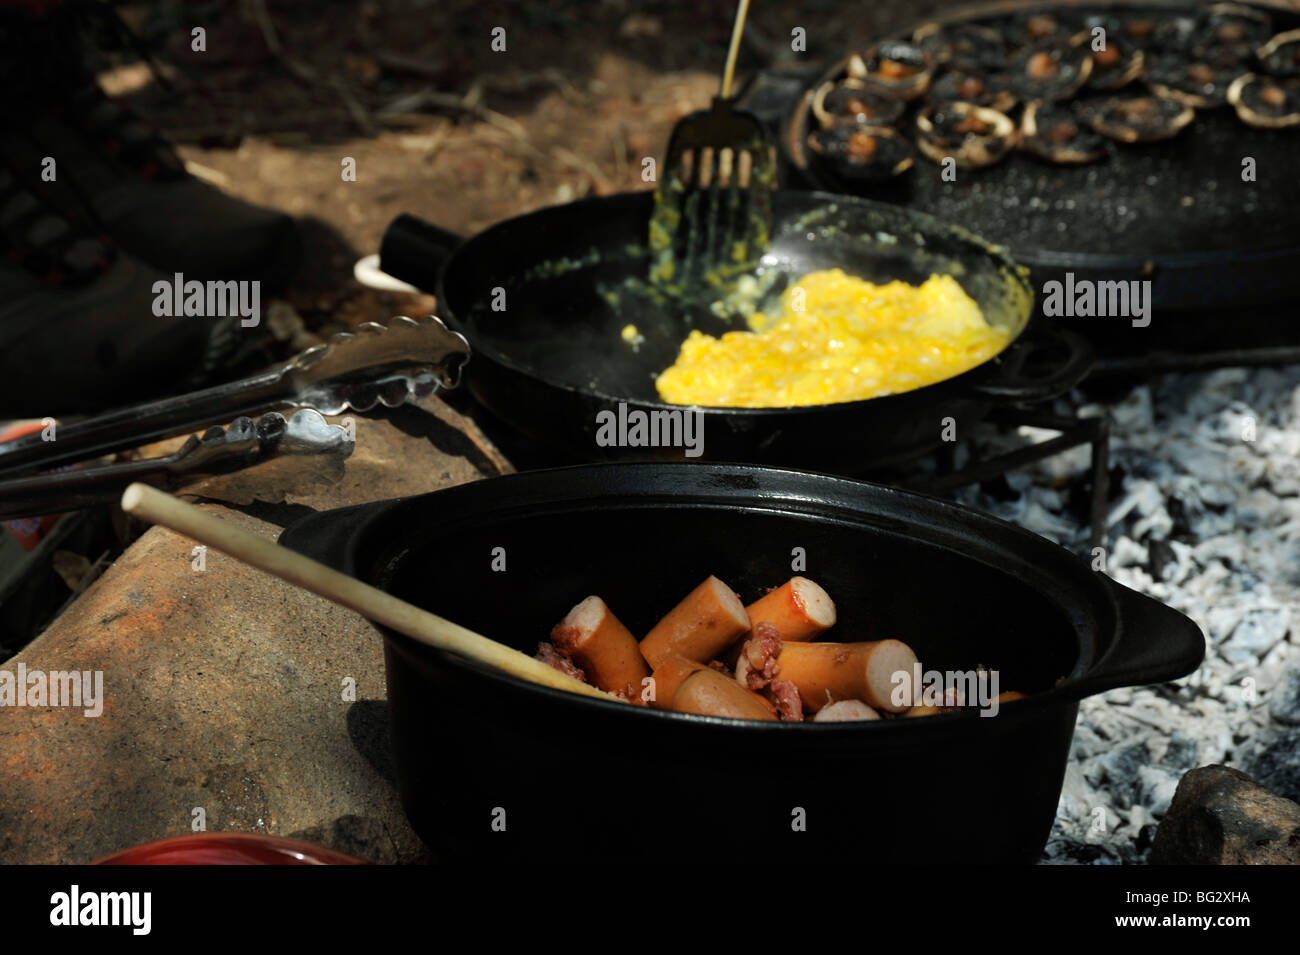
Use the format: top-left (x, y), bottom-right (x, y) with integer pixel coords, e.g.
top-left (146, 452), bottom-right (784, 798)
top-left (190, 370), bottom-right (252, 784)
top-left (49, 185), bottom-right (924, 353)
top-left (381, 190), bottom-right (1091, 472)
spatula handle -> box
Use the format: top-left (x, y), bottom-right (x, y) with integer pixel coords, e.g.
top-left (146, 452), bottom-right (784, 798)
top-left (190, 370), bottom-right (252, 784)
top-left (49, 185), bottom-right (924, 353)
top-left (720, 0), bottom-right (753, 99)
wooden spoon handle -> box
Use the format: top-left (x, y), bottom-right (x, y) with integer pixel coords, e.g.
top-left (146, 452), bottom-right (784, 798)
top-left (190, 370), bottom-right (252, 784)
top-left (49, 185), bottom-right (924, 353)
top-left (120, 483), bottom-right (615, 702)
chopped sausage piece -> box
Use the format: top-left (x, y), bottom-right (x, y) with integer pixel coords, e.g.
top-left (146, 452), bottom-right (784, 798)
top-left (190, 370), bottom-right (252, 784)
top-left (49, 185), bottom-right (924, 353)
top-left (646, 654), bottom-right (707, 709)
top-left (775, 639), bottom-right (919, 713)
top-left (813, 699), bottom-right (880, 722)
top-left (639, 576), bottom-right (751, 668)
top-left (551, 595), bottom-right (650, 698)
top-left (770, 679), bottom-right (804, 722)
top-left (734, 621), bottom-right (783, 690)
top-left (535, 641), bottom-right (587, 683)
top-left (745, 576), bottom-right (836, 642)
top-left (646, 653), bottom-right (776, 719)
top-left (672, 668), bottom-right (777, 721)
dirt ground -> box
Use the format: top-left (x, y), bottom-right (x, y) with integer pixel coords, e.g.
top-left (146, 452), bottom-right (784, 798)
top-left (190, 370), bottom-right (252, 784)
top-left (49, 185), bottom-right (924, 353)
top-left (99, 0), bottom-right (969, 342)
top-left (96, 0), bottom-right (1300, 347)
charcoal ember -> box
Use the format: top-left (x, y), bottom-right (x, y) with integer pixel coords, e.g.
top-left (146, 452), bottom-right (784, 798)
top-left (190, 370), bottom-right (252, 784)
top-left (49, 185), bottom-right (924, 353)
top-left (1270, 667), bottom-right (1300, 726)
top-left (1136, 765), bottom-right (1181, 811)
top-left (1097, 742), bottom-right (1150, 810)
top-left (1165, 494), bottom-right (1194, 539)
top-left (1150, 765), bottom-right (1300, 865)
top-left (1041, 837), bottom-right (1124, 865)
top-left (1245, 729), bottom-right (1300, 803)
top-left (1223, 607), bottom-right (1289, 665)
top-left (979, 472), bottom-right (1021, 501)
top-left (1162, 731), bottom-right (1199, 771)
top-left (958, 366), bottom-right (1300, 863)
top-left (1134, 822), bottom-right (1159, 855)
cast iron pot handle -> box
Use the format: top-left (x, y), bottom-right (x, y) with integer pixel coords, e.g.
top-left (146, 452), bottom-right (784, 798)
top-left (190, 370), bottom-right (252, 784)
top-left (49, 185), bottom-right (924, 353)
top-left (1068, 578), bottom-right (1205, 699)
top-left (964, 324), bottom-right (1094, 403)
top-left (379, 214), bottom-right (465, 294)
top-left (278, 500), bottom-right (393, 577)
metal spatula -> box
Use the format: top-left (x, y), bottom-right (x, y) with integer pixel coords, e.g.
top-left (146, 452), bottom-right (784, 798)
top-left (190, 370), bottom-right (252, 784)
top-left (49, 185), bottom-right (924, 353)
top-left (653, 0), bottom-right (774, 289)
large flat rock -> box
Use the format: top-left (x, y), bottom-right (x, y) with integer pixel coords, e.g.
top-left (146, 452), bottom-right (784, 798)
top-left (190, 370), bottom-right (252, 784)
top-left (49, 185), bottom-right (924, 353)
top-left (0, 397), bottom-right (508, 863)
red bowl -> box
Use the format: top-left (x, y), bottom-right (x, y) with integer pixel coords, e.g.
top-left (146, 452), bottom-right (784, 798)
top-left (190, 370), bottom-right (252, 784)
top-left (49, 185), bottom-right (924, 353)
top-left (93, 833), bottom-right (368, 865)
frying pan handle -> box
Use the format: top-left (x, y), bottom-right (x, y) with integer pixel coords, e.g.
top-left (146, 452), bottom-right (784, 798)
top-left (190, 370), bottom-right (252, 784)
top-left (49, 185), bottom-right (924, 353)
top-left (964, 324), bottom-right (1093, 403)
top-left (379, 214), bottom-right (464, 294)
top-left (1069, 578), bottom-right (1205, 698)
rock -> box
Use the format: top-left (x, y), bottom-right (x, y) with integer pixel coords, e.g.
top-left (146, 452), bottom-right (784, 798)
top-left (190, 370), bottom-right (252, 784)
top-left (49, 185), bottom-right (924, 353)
top-left (1270, 667), bottom-right (1300, 727)
top-left (1245, 729), bottom-right (1300, 804)
top-left (287, 815), bottom-right (420, 865)
top-left (0, 399), bottom-right (507, 863)
top-left (1225, 607), bottom-right (1290, 665)
top-left (1149, 765), bottom-right (1300, 865)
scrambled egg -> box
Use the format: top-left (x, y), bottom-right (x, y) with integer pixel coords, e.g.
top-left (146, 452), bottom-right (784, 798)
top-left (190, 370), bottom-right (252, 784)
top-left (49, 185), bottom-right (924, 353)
top-left (654, 269), bottom-right (1009, 408)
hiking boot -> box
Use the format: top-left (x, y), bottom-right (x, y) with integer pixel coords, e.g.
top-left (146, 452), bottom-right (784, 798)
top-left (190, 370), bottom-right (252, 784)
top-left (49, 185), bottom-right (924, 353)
top-left (3, 1), bottom-right (299, 288)
top-left (0, 158), bottom-right (238, 417)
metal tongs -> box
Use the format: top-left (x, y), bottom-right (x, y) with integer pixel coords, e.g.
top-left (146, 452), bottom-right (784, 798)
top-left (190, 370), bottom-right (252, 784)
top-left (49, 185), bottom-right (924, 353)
top-left (0, 314), bottom-right (470, 517)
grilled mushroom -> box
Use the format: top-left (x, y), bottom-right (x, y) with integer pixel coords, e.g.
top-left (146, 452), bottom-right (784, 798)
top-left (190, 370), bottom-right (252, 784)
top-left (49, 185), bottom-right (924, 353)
top-left (928, 69), bottom-right (1017, 111)
top-left (1227, 72), bottom-right (1300, 128)
top-left (1257, 28), bottom-right (1300, 78)
top-left (1008, 12), bottom-right (1081, 46)
top-left (807, 123), bottom-right (916, 181)
top-left (1122, 15), bottom-right (1162, 46)
top-left (1086, 38), bottom-right (1145, 91)
top-left (1083, 94), bottom-right (1196, 143)
top-left (811, 78), bottom-right (907, 128)
top-left (916, 101), bottom-right (1016, 168)
top-left (1148, 54), bottom-right (1238, 107)
top-left (1151, 14), bottom-right (1198, 52)
top-left (913, 21), bottom-right (1009, 72)
top-left (847, 41), bottom-right (934, 100)
top-left (1020, 101), bottom-right (1108, 163)
top-left (1007, 42), bottom-right (1094, 102)
top-left (1196, 3), bottom-right (1272, 62)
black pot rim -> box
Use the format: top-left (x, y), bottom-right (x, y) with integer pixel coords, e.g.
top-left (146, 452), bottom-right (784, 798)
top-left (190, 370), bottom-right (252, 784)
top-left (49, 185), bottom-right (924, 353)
top-left (362, 462), bottom-right (1188, 734)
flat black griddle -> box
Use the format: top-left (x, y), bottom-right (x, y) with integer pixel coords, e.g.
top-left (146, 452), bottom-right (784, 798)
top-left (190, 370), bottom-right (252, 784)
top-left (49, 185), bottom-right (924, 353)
top-left (781, 0), bottom-right (1300, 313)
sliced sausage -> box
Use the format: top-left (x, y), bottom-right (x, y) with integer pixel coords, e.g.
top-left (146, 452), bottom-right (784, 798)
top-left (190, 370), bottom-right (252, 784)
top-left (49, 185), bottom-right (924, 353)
top-left (639, 576), bottom-right (750, 669)
top-left (774, 639), bottom-right (919, 713)
top-left (551, 595), bottom-right (650, 698)
top-left (745, 576), bottom-right (836, 641)
top-left (812, 699), bottom-right (880, 722)
top-left (671, 668), bottom-right (777, 721)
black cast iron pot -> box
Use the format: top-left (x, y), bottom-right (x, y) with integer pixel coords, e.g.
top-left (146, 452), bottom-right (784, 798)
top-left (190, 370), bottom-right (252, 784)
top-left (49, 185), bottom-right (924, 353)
top-left (280, 463), bottom-right (1203, 863)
